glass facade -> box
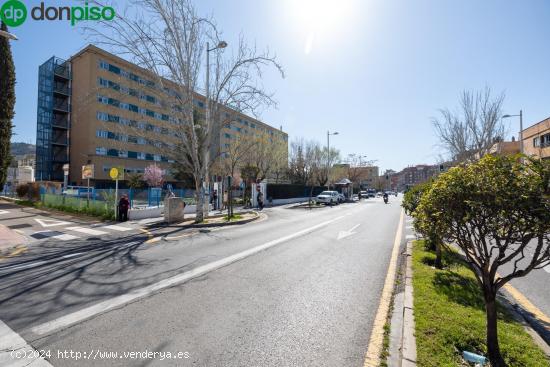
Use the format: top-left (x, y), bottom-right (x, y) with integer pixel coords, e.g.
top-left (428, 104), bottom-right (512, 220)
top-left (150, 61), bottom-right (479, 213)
top-left (36, 57), bottom-right (71, 181)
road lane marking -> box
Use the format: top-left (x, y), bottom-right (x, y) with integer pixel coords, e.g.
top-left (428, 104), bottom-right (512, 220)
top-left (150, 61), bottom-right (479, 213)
top-left (544, 264), bottom-right (550, 274)
top-left (0, 210), bottom-right (9, 215)
top-left (364, 209), bottom-right (404, 367)
top-left (2, 261), bottom-right (47, 271)
top-left (0, 319), bottom-right (53, 366)
top-left (34, 218), bottom-right (72, 228)
top-left (31, 215), bottom-right (346, 336)
top-left (52, 234), bottom-right (79, 241)
top-left (406, 225), bottom-right (413, 230)
top-left (103, 225), bottom-right (133, 231)
top-left (62, 252), bottom-right (83, 258)
top-left (503, 282), bottom-right (550, 324)
top-left (337, 223), bottom-right (361, 240)
top-left (405, 234), bottom-right (415, 240)
top-left (65, 227), bottom-right (107, 236)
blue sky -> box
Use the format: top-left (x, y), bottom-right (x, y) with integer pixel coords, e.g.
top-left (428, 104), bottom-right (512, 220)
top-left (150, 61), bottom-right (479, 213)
top-left (6, 0), bottom-right (550, 172)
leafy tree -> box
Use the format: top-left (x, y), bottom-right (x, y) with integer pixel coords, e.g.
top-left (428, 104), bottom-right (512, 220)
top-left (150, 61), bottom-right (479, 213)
top-left (415, 155), bottom-right (550, 367)
top-left (0, 22), bottom-right (16, 188)
top-left (127, 173), bottom-right (144, 189)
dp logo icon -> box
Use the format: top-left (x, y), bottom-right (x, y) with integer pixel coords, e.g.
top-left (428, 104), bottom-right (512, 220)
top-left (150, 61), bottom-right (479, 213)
top-left (1, 0), bottom-right (27, 27)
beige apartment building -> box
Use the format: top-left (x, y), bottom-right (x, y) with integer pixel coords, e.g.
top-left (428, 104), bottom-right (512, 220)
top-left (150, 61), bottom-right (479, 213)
top-left (36, 45), bottom-right (288, 187)
top-left (522, 117), bottom-right (550, 159)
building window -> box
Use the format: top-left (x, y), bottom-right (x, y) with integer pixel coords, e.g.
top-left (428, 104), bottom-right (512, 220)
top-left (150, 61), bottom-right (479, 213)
top-left (96, 147), bottom-right (107, 155)
top-left (96, 130), bottom-right (109, 139)
top-left (137, 152), bottom-right (146, 160)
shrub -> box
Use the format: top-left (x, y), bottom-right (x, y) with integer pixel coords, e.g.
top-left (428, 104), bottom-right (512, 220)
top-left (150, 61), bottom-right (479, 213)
top-left (15, 184), bottom-right (29, 198)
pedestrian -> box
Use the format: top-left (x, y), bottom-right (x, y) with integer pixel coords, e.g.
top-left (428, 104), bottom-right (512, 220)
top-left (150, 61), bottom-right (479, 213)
top-left (212, 189), bottom-right (218, 210)
top-left (222, 190), bottom-right (228, 211)
top-left (257, 190), bottom-right (264, 210)
top-left (118, 194), bottom-right (130, 222)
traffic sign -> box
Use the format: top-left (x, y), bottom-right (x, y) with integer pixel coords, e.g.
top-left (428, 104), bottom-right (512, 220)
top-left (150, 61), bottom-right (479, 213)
top-left (109, 166), bottom-right (124, 180)
top-left (82, 164), bottom-right (94, 179)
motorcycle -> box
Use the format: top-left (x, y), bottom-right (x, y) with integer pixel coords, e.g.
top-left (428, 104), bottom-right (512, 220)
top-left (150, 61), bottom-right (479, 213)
top-left (383, 195), bottom-right (389, 204)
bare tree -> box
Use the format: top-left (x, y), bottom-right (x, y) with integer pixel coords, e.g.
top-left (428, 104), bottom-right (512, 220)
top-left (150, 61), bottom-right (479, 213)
top-left (433, 87), bottom-right (505, 162)
top-left (85, 0), bottom-right (283, 222)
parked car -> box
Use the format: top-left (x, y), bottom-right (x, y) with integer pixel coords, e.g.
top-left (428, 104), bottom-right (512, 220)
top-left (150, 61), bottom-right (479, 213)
top-left (316, 191), bottom-right (340, 205)
top-left (360, 191), bottom-right (368, 199)
top-left (367, 189), bottom-right (376, 198)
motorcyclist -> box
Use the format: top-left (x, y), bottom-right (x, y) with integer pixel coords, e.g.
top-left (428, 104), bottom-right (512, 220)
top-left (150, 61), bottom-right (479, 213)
top-left (383, 192), bottom-right (389, 204)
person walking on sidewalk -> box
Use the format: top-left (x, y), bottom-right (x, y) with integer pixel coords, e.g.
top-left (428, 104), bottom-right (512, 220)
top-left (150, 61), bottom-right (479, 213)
top-left (257, 190), bottom-right (264, 211)
top-left (118, 195), bottom-right (130, 222)
top-left (212, 189), bottom-right (218, 210)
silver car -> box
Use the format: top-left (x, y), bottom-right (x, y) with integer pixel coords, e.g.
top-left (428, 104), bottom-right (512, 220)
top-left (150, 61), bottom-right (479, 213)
top-left (316, 191), bottom-right (339, 205)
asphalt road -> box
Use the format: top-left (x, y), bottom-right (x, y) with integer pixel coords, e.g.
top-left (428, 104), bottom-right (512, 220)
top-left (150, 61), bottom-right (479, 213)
top-left (0, 197), bottom-right (404, 367)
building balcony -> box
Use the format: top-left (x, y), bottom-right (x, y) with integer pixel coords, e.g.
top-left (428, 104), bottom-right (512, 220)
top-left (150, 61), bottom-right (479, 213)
top-left (51, 117), bottom-right (69, 128)
top-left (52, 102), bottom-right (69, 112)
top-left (53, 64), bottom-right (70, 80)
top-left (52, 138), bottom-right (68, 146)
top-left (53, 84), bottom-right (70, 96)
top-left (52, 155), bottom-right (68, 162)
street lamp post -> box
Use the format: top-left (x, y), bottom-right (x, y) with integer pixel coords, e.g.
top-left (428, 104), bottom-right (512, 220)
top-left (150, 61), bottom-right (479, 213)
top-left (204, 40), bottom-right (227, 216)
top-left (326, 131), bottom-right (339, 190)
top-left (502, 110), bottom-right (523, 156)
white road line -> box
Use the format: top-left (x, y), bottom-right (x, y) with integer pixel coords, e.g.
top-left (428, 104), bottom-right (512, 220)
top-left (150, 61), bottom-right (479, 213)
top-left (34, 218), bottom-right (72, 228)
top-left (1, 261), bottom-right (47, 271)
top-left (0, 319), bottom-right (53, 367)
top-left (0, 210), bottom-right (9, 215)
top-left (52, 234), bottom-right (80, 241)
top-left (405, 225), bottom-right (413, 230)
top-left (31, 215), bottom-right (346, 336)
top-left (62, 252), bottom-right (83, 259)
top-left (65, 227), bottom-right (108, 236)
top-left (103, 225), bottom-right (133, 231)
top-left (405, 234), bottom-right (415, 240)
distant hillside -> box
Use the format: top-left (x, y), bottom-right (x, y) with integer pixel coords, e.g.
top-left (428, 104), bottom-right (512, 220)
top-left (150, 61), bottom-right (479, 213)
top-left (10, 142), bottom-right (36, 156)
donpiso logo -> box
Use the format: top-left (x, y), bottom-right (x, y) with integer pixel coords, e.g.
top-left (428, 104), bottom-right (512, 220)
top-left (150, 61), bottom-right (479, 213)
top-left (0, 0), bottom-right (27, 27)
top-left (0, 1), bottom-right (115, 27)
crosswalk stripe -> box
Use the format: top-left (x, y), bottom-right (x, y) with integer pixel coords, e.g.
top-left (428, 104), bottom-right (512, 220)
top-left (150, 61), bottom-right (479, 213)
top-left (65, 227), bottom-right (108, 236)
top-left (103, 225), bottom-right (133, 231)
top-left (405, 234), bottom-right (415, 240)
top-left (52, 234), bottom-right (80, 241)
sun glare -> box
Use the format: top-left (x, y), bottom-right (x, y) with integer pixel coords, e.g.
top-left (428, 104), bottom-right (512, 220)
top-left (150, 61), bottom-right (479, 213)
top-left (285, 0), bottom-right (356, 54)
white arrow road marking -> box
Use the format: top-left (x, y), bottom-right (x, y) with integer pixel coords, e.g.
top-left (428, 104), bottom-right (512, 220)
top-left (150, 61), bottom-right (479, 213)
top-left (34, 218), bottom-right (72, 228)
top-left (0, 210), bottom-right (9, 215)
top-left (0, 320), bottom-right (53, 366)
top-left (337, 224), bottom-right (361, 240)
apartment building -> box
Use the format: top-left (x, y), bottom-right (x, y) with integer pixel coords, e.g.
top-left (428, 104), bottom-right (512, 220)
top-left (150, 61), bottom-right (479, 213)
top-left (36, 45), bottom-right (288, 187)
top-left (522, 117), bottom-right (550, 159)
top-left (395, 164), bottom-right (439, 191)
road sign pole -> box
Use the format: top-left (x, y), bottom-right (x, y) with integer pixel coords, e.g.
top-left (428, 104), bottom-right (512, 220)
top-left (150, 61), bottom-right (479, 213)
top-left (115, 179), bottom-right (119, 221)
top-left (87, 178), bottom-right (90, 207)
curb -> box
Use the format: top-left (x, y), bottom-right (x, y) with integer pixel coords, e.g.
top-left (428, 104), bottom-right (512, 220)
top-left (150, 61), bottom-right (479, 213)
top-left (145, 211), bottom-right (261, 230)
top-left (401, 240), bottom-right (417, 366)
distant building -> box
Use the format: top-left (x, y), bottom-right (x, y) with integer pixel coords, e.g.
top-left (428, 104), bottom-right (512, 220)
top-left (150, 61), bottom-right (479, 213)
top-left (394, 164), bottom-right (439, 191)
top-left (522, 117), bottom-right (550, 159)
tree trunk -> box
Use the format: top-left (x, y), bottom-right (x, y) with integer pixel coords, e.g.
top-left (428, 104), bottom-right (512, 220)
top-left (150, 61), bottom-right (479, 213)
top-left (485, 290), bottom-right (506, 367)
top-left (195, 178), bottom-right (204, 223)
top-left (434, 240), bottom-right (442, 269)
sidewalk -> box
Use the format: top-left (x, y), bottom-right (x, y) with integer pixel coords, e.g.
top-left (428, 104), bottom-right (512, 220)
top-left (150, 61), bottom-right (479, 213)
top-left (0, 224), bottom-right (26, 255)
